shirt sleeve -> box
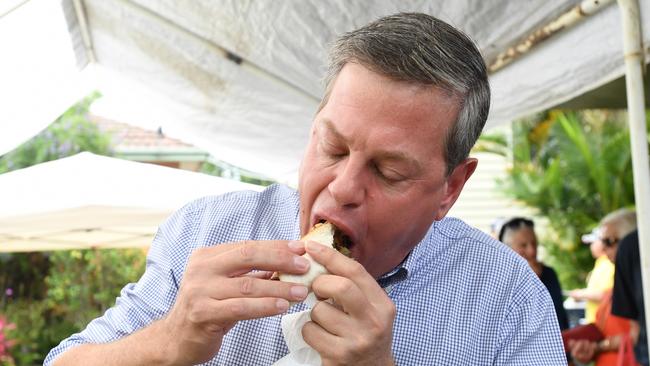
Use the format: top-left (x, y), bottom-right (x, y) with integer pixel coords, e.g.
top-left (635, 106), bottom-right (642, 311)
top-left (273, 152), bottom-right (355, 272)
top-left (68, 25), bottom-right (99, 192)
top-left (611, 235), bottom-right (638, 320)
top-left (493, 280), bottom-right (568, 365)
top-left (43, 204), bottom-right (197, 366)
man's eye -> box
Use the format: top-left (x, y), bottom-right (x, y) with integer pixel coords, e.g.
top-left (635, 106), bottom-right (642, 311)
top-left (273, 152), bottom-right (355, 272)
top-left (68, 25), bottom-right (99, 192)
top-left (321, 144), bottom-right (347, 159)
top-left (374, 164), bottom-right (405, 183)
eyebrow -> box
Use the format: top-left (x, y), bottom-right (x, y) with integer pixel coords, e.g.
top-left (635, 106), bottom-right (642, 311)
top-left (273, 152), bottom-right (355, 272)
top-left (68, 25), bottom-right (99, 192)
top-left (321, 119), bottom-right (347, 143)
top-left (320, 119), bottom-right (423, 175)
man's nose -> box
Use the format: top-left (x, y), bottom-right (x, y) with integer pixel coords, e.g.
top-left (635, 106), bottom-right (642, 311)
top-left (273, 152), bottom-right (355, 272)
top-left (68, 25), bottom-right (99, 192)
top-left (328, 157), bottom-right (365, 208)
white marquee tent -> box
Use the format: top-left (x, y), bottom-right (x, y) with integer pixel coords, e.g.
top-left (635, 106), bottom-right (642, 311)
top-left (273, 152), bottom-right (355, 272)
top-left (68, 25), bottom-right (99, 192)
top-left (2, 0), bottom-right (649, 183)
top-left (0, 152), bottom-right (263, 252)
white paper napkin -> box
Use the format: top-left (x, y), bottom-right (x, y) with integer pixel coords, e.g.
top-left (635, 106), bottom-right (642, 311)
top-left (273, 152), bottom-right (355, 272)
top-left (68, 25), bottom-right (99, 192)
top-left (273, 293), bottom-right (322, 366)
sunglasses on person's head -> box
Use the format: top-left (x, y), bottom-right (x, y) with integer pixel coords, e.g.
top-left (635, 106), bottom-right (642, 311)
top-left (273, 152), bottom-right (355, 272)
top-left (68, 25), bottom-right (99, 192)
top-left (498, 217), bottom-right (534, 242)
top-left (502, 217), bottom-right (534, 228)
top-left (600, 237), bottom-right (619, 247)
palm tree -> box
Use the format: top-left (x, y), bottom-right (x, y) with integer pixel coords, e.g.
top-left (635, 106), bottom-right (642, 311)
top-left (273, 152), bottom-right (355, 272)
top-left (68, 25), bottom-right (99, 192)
top-left (475, 110), bottom-right (641, 288)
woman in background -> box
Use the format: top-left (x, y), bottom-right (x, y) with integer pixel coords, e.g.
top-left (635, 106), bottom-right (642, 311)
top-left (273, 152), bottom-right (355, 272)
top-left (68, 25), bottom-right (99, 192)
top-left (499, 217), bottom-right (569, 330)
top-left (569, 229), bottom-right (615, 324)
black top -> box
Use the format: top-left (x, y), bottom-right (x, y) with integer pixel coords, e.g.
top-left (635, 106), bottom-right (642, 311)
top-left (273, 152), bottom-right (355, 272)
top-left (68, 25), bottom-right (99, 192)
top-left (540, 264), bottom-right (569, 330)
top-left (612, 230), bottom-right (648, 366)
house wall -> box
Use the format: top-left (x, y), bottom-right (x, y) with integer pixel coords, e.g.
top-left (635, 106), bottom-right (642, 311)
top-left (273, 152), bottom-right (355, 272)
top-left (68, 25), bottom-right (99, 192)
top-left (447, 152), bottom-right (535, 236)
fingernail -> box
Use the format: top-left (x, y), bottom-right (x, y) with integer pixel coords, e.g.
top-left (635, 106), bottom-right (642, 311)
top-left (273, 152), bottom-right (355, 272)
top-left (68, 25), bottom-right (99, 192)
top-left (276, 298), bottom-right (289, 311)
top-left (290, 285), bottom-right (308, 300)
top-left (307, 241), bottom-right (323, 253)
top-left (294, 256), bottom-right (310, 270)
top-left (288, 240), bottom-right (303, 250)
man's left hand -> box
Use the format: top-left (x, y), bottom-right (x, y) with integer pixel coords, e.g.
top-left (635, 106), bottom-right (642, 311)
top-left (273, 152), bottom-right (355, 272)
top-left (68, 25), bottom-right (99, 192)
top-left (301, 241), bottom-right (396, 366)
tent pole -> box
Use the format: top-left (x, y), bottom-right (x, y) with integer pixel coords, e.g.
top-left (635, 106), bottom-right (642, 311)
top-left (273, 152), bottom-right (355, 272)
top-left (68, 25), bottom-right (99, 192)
top-left (0, 0), bottom-right (30, 19)
top-left (71, 0), bottom-right (96, 63)
top-left (489, 0), bottom-right (614, 73)
top-left (617, 0), bottom-right (650, 355)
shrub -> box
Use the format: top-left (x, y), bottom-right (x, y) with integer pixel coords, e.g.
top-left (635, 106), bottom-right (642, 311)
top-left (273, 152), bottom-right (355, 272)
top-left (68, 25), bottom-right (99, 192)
top-left (0, 91), bottom-right (111, 174)
top-left (476, 110), bottom-right (645, 289)
top-left (1, 249), bottom-right (146, 364)
top-left (0, 315), bottom-right (16, 366)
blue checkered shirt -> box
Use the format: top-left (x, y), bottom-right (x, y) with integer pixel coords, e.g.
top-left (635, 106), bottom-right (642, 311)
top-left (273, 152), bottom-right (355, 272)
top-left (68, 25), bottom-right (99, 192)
top-left (46, 184), bottom-right (566, 365)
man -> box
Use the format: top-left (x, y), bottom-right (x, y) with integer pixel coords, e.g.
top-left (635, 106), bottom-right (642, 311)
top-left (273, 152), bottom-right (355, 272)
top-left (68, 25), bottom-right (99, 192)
top-left (609, 211), bottom-right (647, 365)
top-left (46, 13), bottom-right (565, 365)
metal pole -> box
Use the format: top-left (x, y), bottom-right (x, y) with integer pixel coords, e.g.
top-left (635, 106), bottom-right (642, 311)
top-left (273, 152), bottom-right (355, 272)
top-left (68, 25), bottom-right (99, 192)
top-left (489, 0), bottom-right (614, 73)
top-left (617, 0), bottom-right (650, 355)
top-left (72, 0), bottom-right (96, 63)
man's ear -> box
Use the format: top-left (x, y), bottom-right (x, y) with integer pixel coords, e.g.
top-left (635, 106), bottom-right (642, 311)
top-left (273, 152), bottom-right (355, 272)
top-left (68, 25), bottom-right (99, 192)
top-left (434, 158), bottom-right (478, 220)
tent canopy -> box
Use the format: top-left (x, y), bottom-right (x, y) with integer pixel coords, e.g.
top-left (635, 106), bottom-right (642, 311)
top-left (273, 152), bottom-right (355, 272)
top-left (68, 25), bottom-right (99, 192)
top-left (3, 0), bottom-right (648, 183)
top-left (0, 152), bottom-right (262, 251)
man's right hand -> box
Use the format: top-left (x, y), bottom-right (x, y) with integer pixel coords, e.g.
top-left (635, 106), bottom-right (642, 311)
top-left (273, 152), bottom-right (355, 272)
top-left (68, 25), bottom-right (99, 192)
top-left (161, 240), bottom-right (310, 366)
top-left (52, 240), bottom-right (310, 366)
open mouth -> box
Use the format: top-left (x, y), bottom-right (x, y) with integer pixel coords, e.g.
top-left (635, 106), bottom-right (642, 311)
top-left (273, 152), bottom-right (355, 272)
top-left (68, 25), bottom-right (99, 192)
top-left (318, 219), bottom-right (353, 257)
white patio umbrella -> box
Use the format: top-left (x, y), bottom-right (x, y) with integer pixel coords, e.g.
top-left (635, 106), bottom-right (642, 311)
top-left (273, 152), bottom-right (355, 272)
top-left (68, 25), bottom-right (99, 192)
top-left (0, 152), bottom-right (263, 252)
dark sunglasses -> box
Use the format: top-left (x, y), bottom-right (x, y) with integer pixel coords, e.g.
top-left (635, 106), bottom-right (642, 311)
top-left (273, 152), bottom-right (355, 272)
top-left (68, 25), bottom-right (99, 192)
top-left (601, 237), bottom-right (619, 247)
top-left (498, 217), bottom-right (535, 242)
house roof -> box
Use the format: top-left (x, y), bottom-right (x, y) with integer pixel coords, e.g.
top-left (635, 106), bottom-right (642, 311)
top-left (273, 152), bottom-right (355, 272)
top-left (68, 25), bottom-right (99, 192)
top-left (91, 114), bottom-right (210, 163)
top-left (91, 114), bottom-right (192, 150)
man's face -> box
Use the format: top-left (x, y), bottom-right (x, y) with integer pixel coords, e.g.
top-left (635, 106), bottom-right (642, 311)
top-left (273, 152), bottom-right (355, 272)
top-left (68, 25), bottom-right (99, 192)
top-left (298, 63), bottom-right (475, 279)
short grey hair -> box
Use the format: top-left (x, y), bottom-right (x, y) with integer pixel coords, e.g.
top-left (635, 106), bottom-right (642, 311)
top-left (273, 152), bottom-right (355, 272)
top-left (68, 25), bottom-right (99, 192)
top-left (319, 12), bottom-right (490, 175)
top-left (600, 208), bottom-right (637, 239)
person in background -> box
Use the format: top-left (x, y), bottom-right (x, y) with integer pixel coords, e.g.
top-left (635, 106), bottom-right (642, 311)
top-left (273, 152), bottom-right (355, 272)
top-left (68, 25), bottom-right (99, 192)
top-left (569, 228), bottom-right (615, 323)
top-left (567, 209), bottom-right (637, 366)
top-left (609, 209), bottom-right (647, 365)
top-left (568, 290), bottom-right (632, 366)
top-left (499, 217), bottom-right (569, 330)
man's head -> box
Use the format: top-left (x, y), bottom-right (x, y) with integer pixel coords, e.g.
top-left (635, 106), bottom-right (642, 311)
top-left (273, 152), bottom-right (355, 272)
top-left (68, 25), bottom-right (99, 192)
top-left (599, 208), bottom-right (637, 262)
top-left (298, 13), bottom-right (490, 278)
top-left (319, 12), bottom-right (490, 174)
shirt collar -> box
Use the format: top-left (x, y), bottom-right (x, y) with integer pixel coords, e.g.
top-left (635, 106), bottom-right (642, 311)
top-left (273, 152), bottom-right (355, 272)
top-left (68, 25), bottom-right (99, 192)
top-left (377, 261), bottom-right (409, 289)
top-left (376, 221), bottom-right (438, 289)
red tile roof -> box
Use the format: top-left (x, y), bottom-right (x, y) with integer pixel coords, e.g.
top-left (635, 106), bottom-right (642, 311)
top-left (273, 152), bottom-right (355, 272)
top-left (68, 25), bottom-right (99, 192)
top-left (90, 115), bottom-right (194, 149)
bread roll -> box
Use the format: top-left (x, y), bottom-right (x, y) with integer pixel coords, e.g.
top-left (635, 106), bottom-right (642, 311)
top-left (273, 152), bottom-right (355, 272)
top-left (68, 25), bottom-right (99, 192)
top-left (278, 222), bottom-right (336, 289)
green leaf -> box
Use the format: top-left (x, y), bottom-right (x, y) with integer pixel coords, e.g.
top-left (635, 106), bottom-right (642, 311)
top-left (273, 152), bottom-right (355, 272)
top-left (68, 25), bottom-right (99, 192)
top-left (479, 109), bottom-right (643, 290)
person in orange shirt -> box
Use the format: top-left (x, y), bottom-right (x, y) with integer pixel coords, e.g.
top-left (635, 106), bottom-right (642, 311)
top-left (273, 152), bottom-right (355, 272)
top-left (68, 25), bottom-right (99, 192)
top-left (568, 210), bottom-right (638, 366)
top-left (569, 289), bottom-right (632, 365)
